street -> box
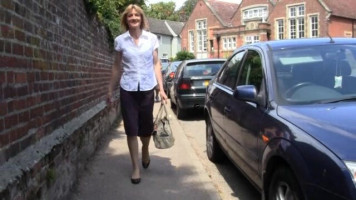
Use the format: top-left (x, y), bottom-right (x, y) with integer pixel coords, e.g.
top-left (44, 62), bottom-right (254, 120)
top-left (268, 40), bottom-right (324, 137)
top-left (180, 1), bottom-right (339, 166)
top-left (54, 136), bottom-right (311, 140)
top-left (171, 103), bottom-right (261, 200)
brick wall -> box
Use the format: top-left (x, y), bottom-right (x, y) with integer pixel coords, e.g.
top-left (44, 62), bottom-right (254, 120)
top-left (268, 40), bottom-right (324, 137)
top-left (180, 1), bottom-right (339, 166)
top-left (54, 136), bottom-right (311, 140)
top-left (0, 0), bottom-right (120, 199)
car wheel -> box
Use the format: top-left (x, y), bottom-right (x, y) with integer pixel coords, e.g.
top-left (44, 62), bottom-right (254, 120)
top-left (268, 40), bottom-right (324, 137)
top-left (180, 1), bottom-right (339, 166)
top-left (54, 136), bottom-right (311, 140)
top-left (176, 104), bottom-right (185, 119)
top-left (206, 117), bottom-right (224, 163)
top-left (268, 166), bottom-right (303, 200)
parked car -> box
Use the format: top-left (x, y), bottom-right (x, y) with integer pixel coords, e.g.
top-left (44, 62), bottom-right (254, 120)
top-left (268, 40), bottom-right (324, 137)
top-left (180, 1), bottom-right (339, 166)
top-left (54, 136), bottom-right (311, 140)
top-left (170, 58), bottom-right (226, 119)
top-left (204, 38), bottom-right (356, 200)
top-left (161, 62), bottom-right (170, 78)
top-left (163, 60), bottom-right (182, 97)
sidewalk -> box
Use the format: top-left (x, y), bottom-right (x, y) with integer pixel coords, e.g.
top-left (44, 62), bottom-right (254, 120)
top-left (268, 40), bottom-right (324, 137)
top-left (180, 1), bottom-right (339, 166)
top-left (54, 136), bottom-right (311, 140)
top-left (69, 102), bottom-right (221, 200)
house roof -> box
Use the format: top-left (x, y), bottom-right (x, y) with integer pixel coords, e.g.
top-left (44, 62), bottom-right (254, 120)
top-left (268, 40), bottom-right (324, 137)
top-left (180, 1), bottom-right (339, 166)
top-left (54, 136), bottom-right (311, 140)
top-left (205, 0), bottom-right (240, 27)
top-left (322, 0), bottom-right (356, 19)
top-left (147, 18), bottom-right (184, 37)
top-left (166, 20), bottom-right (185, 36)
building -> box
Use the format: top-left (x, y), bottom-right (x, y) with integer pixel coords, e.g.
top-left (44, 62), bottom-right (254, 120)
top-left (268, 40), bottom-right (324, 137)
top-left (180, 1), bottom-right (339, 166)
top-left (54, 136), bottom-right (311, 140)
top-left (181, 0), bottom-right (356, 59)
top-left (147, 18), bottom-right (184, 60)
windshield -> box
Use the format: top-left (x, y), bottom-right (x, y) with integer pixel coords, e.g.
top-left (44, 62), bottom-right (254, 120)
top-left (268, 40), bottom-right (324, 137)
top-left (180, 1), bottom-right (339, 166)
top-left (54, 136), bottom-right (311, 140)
top-left (183, 62), bottom-right (224, 77)
top-left (273, 44), bottom-right (356, 104)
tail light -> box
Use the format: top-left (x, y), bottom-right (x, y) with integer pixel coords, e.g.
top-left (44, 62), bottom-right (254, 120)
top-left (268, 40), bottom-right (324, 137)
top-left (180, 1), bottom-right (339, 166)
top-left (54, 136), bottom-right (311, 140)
top-left (179, 80), bottom-right (191, 90)
top-left (169, 72), bottom-right (175, 79)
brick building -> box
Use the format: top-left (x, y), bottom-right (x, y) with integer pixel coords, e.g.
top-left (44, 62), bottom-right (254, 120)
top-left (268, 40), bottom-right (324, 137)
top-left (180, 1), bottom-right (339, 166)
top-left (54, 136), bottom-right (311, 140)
top-left (180, 0), bottom-right (356, 59)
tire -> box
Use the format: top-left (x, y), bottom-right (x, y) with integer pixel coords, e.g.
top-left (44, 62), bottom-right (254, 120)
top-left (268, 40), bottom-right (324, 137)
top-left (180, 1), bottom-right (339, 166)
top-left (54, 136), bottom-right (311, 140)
top-left (268, 166), bottom-right (304, 200)
top-left (176, 104), bottom-right (185, 119)
top-left (206, 117), bottom-right (224, 163)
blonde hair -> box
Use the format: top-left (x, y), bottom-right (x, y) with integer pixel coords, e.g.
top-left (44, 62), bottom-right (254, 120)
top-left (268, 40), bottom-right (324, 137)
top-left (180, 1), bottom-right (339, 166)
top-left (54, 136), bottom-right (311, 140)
top-left (121, 4), bottom-right (148, 31)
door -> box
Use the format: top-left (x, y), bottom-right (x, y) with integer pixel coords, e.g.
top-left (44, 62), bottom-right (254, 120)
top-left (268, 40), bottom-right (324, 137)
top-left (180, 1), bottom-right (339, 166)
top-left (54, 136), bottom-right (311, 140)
top-left (209, 51), bottom-right (246, 150)
top-left (224, 50), bottom-right (266, 178)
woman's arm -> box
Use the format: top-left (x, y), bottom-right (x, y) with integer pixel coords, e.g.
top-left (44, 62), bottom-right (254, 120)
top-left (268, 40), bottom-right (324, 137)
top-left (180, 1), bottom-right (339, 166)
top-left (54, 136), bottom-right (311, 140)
top-left (153, 49), bottom-right (167, 103)
top-left (107, 51), bottom-right (123, 103)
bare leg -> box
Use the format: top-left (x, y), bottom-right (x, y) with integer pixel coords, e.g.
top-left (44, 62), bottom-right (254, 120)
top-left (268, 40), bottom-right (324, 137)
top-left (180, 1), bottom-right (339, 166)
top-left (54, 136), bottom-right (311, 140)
top-left (140, 136), bottom-right (151, 163)
top-left (127, 136), bottom-right (140, 179)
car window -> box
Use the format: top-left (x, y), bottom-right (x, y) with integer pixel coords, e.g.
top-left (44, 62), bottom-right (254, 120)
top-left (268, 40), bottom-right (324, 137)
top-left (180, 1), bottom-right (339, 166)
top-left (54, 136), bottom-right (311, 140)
top-left (237, 50), bottom-right (263, 92)
top-left (217, 51), bottom-right (246, 89)
top-left (183, 62), bottom-right (224, 77)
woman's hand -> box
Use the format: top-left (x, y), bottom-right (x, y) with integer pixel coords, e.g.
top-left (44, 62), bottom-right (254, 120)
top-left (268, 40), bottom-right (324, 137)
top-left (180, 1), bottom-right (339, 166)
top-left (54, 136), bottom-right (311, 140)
top-left (160, 90), bottom-right (168, 104)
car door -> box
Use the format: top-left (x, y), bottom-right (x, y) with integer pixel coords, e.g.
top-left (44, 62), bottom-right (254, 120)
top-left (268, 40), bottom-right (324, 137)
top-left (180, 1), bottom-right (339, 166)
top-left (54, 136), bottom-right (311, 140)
top-left (208, 51), bottom-right (246, 152)
top-left (224, 49), bottom-right (266, 179)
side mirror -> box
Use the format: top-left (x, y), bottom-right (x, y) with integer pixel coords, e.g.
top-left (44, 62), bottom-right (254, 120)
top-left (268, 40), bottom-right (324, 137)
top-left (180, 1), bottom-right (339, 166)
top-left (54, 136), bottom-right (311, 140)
top-left (233, 85), bottom-right (258, 103)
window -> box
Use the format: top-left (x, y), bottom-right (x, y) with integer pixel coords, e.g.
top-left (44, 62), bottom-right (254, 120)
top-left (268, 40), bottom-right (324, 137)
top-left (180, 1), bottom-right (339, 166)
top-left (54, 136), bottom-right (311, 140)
top-left (189, 30), bottom-right (194, 52)
top-left (276, 19), bottom-right (284, 40)
top-left (243, 6), bottom-right (268, 20)
top-left (237, 50), bottom-right (263, 92)
top-left (245, 36), bottom-right (260, 44)
top-left (223, 36), bottom-right (236, 50)
top-left (196, 19), bottom-right (207, 52)
top-left (288, 4), bottom-right (305, 39)
top-left (310, 15), bottom-right (318, 38)
top-left (217, 51), bottom-right (246, 89)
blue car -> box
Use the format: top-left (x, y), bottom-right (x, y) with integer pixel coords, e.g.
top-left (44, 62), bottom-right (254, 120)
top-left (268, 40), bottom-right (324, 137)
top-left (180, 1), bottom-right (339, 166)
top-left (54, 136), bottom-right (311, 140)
top-left (204, 38), bottom-right (356, 200)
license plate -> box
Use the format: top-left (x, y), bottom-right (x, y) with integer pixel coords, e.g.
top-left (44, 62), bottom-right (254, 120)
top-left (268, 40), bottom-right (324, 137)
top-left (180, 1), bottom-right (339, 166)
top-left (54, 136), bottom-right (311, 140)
top-left (203, 80), bottom-right (209, 86)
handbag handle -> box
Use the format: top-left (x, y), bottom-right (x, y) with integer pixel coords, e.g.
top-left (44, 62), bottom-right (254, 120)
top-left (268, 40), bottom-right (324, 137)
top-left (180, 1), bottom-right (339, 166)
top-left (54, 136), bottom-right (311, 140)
top-left (154, 103), bottom-right (168, 125)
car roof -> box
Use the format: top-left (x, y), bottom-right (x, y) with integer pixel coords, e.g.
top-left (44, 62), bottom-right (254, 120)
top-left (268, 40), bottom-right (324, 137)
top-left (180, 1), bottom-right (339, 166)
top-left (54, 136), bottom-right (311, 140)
top-left (182, 58), bottom-right (227, 64)
top-left (242, 37), bottom-right (356, 51)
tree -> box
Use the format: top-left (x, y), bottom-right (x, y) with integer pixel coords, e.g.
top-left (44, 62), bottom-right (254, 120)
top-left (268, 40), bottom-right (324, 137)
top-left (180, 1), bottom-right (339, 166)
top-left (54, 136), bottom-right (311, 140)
top-left (177, 0), bottom-right (198, 22)
top-left (144, 2), bottom-right (179, 21)
top-left (175, 51), bottom-right (195, 61)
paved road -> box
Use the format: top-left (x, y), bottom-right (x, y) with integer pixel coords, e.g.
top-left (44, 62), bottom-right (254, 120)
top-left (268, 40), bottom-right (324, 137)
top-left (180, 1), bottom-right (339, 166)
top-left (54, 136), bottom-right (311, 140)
top-left (175, 108), bottom-right (261, 200)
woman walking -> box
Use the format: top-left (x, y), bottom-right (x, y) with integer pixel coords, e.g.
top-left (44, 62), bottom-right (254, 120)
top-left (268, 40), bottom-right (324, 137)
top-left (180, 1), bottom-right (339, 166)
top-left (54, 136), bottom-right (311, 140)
top-left (107, 4), bottom-right (167, 184)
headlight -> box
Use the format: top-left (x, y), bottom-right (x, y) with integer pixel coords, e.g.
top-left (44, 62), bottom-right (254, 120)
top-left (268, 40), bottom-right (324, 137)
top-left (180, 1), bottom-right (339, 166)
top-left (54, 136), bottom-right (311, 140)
top-left (345, 161), bottom-right (356, 187)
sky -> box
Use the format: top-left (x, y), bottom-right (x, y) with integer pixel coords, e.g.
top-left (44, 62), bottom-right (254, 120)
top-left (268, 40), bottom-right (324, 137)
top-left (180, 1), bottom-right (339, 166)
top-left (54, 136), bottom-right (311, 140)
top-left (146, 0), bottom-right (241, 11)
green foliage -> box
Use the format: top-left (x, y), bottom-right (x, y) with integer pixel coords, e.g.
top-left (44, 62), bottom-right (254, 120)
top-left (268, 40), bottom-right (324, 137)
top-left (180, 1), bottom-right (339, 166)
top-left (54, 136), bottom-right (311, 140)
top-left (178, 0), bottom-right (198, 22)
top-left (175, 51), bottom-right (195, 61)
top-left (144, 0), bottom-right (198, 22)
top-left (83, 0), bottom-right (146, 47)
top-left (144, 2), bottom-right (179, 21)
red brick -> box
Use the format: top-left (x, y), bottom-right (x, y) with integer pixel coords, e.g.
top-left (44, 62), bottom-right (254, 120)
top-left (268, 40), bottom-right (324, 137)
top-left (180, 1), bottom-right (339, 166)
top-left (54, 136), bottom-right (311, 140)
top-left (3, 86), bottom-right (16, 98)
top-left (15, 72), bottom-right (27, 83)
top-left (1, 0), bottom-right (13, 10)
top-left (12, 15), bottom-right (23, 29)
top-left (24, 46), bottom-right (33, 57)
top-left (14, 99), bottom-right (28, 111)
top-left (15, 29), bottom-right (25, 42)
top-left (18, 111), bottom-right (29, 122)
top-left (10, 124), bottom-right (28, 142)
top-left (0, 118), bottom-right (4, 132)
top-left (5, 114), bottom-right (18, 129)
top-left (30, 106), bottom-right (43, 119)
top-left (0, 101), bottom-right (7, 115)
top-left (16, 85), bottom-right (28, 97)
top-left (12, 43), bottom-right (23, 55)
top-left (0, 71), bottom-right (5, 84)
top-left (0, 132), bottom-right (9, 148)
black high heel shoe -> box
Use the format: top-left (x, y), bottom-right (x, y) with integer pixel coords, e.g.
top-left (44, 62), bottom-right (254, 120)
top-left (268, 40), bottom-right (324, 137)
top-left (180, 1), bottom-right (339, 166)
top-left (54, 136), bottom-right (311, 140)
top-left (131, 178), bottom-right (141, 184)
top-left (142, 159), bottom-right (150, 169)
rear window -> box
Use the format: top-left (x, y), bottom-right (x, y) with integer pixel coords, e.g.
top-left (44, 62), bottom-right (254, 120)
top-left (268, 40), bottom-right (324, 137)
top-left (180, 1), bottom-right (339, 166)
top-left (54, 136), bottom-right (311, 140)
top-left (183, 62), bottom-right (224, 77)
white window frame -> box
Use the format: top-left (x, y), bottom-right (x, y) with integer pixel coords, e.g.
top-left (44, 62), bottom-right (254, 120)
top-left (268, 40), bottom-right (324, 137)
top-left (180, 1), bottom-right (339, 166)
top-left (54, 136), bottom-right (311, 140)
top-left (188, 30), bottom-right (194, 52)
top-left (222, 36), bottom-right (236, 50)
top-left (243, 6), bottom-right (268, 20)
top-left (288, 4), bottom-right (305, 39)
top-left (276, 19), bottom-right (284, 40)
top-left (309, 15), bottom-right (319, 38)
top-left (245, 35), bottom-right (260, 44)
top-left (196, 19), bottom-right (207, 53)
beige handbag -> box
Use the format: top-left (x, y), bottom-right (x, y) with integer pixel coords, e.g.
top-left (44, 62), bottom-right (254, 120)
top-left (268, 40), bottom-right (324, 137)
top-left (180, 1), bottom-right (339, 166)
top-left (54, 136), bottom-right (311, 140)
top-left (153, 104), bottom-right (175, 149)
